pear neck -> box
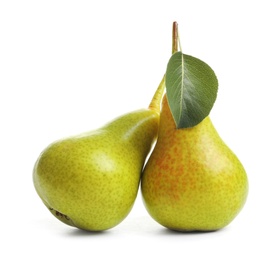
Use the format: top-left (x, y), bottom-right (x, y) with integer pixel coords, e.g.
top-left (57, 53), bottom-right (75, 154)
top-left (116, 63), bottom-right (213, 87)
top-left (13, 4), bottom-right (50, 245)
top-left (104, 109), bottom-right (152, 142)
top-left (104, 108), bottom-right (158, 156)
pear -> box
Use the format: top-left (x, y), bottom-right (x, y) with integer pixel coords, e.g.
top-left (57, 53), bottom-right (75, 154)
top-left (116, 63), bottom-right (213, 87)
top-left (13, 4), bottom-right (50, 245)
top-left (33, 78), bottom-right (165, 231)
top-left (141, 95), bottom-right (248, 231)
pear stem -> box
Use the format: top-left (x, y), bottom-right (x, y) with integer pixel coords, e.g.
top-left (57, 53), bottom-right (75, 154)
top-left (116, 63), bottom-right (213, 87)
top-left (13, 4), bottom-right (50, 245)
top-left (172, 21), bottom-right (179, 54)
top-left (148, 22), bottom-right (179, 113)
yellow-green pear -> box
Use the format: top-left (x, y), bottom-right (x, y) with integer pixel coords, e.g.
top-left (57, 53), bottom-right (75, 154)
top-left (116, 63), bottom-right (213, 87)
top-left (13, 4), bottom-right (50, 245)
top-left (33, 79), bottom-right (164, 231)
top-left (141, 95), bottom-right (248, 231)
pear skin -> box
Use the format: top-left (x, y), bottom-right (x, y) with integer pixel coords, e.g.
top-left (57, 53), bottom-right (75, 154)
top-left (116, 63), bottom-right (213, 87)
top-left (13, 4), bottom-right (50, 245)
top-left (34, 109), bottom-right (159, 231)
top-left (141, 95), bottom-right (248, 231)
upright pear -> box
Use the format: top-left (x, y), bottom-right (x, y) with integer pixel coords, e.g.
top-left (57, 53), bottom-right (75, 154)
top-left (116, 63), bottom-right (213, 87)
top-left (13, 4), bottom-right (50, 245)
top-left (33, 79), bottom-right (164, 231)
top-left (141, 95), bottom-right (248, 231)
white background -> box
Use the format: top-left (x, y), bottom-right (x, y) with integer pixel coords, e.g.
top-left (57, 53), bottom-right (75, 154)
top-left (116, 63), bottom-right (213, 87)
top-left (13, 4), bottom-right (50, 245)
top-left (1, 0), bottom-right (278, 259)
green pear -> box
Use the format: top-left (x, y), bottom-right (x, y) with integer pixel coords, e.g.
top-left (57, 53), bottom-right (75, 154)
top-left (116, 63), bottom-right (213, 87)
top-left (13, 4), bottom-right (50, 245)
top-left (33, 79), bottom-right (165, 231)
top-left (141, 95), bottom-right (248, 231)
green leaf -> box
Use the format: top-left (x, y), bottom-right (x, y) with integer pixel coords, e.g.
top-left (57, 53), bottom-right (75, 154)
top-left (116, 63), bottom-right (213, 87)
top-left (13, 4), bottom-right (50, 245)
top-left (165, 51), bottom-right (218, 128)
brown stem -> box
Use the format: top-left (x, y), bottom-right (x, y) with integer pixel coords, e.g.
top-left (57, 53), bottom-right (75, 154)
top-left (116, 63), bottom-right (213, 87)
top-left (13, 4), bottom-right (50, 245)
top-left (172, 21), bottom-right (179, 54)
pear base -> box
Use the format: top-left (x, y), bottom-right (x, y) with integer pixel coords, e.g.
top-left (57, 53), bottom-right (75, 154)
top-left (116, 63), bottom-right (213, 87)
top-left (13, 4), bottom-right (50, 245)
top-left (165, 226), bottom-right (220, 233)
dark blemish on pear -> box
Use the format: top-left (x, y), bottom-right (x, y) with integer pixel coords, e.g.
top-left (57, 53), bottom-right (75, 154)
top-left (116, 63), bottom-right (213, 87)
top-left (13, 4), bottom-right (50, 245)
top-left (49, 207), bottom-right (70, 220)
